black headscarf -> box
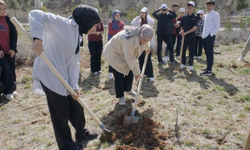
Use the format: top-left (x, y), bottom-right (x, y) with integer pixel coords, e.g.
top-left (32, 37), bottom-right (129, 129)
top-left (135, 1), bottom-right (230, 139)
top-left (72, 5), bottom-right (101, 35)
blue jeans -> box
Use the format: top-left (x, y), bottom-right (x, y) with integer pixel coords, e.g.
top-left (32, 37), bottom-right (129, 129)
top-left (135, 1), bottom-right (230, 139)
top-left (203, 35), bottom-right (216, 71)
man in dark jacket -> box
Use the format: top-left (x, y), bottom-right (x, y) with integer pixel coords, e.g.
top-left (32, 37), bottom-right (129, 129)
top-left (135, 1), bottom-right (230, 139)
top-left (152, 4), bottom-right (178, 65)
top-left (179, 1), bottom-right (198, 71)
top-left (165, 3), bottom-right (179, 62)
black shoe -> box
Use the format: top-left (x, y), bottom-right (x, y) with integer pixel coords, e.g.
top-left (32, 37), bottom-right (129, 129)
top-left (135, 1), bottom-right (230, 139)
top-left (158, 61), bottom-right (166, 65)
top-left (200, 70), bottom-right (212, 76)
top-left (169, 60), bottom-right (178, 64)
top-left (76, 132), bottom-right (98, 143)
top-left (214, 50), bottom-right (221, 55)
top-left (70, 143), bottom-right (83, 150)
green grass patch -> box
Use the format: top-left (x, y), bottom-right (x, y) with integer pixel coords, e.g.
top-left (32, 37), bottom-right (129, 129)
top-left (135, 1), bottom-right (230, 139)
top-left (238, 113), bottom-right (246, 118)
top-left (244, 105), bottom-right (250, 111)
top-left (240, 94), bottom-right (250, 101)
top-left (21, 75), bottom-right (32, 84)
top-left (206, 104), bottom-right (214, 111)
top-left (218, 99), bottom-right (226, 105)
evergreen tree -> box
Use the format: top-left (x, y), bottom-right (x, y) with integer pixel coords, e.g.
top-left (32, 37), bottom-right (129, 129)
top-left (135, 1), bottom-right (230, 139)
top-left (127, 7), bottom-right (137, 22)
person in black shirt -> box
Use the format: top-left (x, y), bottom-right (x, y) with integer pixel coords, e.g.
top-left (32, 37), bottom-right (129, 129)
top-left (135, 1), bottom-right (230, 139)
top-left (180, 1), bottom-right (198, 71)
top-left (152, 4), bottom-right (178, 65)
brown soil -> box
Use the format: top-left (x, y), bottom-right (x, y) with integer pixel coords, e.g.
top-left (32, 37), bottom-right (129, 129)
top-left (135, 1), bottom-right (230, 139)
top-left (244, 62), bottom-right (250, 67)
top-left (100, 108), bottom-right (168, 150)
top-left (216, 63), bottom-right (224, 68)
top-left (137, 100), bottom-right (146, 107)
top-left (230, 63), bottom-right (238, 69)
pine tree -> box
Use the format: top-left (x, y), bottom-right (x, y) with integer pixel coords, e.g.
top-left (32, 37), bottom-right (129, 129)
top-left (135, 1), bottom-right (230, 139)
top-left (127, 7), bottom-right (137, 22)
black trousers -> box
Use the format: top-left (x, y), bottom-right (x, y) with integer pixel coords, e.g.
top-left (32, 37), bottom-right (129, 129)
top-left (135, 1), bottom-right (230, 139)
top-left (88, 40), bottom-right (103, 73)
top-left (139, 51), bottom-right (154, 78)
top-left (203, 35), bottom-right (216, 71)
top-left (157, 34), bottom-right (174, 62)
top-left (0, 54), bottom-right (16, 94)
top-left (181, 36), bottom-right (195, 66)
top-left (41, 83), bottom-right (87, 150)
top-left (112, 67), bottom-right (133, 98)
top-left (109, 65), bottom-right (113, 73)
top-left (176, 35), bottom-right (182, 56)
top-left (165, 34), bottom-right (177, 57)
top-left (195, 36), bottom-right (203, 56)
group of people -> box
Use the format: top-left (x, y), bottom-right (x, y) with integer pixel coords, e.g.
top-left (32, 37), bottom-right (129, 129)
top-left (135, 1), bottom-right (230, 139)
top-left (1, 0), bottom-right (250, 149)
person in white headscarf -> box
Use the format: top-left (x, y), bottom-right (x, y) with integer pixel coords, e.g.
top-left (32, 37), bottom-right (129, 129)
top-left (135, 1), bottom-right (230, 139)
top-left (131, 7), bottom-right (155, 81)
top-left (103, 24), bottom-right (154, 105)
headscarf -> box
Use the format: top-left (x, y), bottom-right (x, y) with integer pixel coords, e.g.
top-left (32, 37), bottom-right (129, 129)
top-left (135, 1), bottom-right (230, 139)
top-left (124, 24), bottom-right (154, 40)
top-left (112, 10), bottom-right (121, 30)
top-left (72, 5), bottom-right (101, 35)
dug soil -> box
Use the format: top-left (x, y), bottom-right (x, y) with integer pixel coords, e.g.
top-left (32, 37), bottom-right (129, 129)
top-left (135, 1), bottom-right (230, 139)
top-left (100, 108), bottom-right (169, 150)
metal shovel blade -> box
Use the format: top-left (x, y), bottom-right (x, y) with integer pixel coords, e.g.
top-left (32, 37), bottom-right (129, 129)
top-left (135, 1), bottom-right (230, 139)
top-left (123, 115), bottom-right (140, 126)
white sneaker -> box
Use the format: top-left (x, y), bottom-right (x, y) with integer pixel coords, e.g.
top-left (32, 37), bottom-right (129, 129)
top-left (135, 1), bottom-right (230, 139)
top-left (13, 91), bottom-right (18, 97)
top-left (180, 64), bottom-right (186, 70)
top-left (149, 77), bottom-right (154, 81)
top-left (189, 66), bottom-right (194, 70)
top-left (119, 97), bottom-right (126, 105)
top-left (127, 90), bottom-right (137, 97)
top-left (238, 56), bottom-right (245, 61)
top-left (197, 56), bottom-right (202, 59)
top-left (4, 94), bottom-right (14, 100)
top-left (99, 70), bottom-right (102, 73)
top-left (194, 56), bottom-right (197, 59)
top-left (163, 56), bottom-right (169, 62)
top-left (176, 56), bottom-right (180, 60)
top-left (93, 72), bottom-right (98, 75)
top-left (108, 73), bottom-right (113, 80)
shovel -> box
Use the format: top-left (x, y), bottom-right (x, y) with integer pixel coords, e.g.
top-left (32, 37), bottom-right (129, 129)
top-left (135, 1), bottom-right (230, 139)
top-left (178, 35), bottom-right (185, 72)
top-left (123, 52), bottom-right (149, 125)
top-left (10, 17), bottom-right (111, 133)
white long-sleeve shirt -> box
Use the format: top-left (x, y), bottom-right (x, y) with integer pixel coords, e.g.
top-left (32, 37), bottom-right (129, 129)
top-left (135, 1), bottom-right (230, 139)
top-left (28, 10), bottom-right (81, 96)
top-left (131, 15), bottom-right (155, 47)
top-left (202, 10), bottom-right (220, 39)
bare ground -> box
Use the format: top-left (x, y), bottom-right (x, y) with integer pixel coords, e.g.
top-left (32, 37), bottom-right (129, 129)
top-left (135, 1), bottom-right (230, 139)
top-left (1, 41), bottom-right (250, 150)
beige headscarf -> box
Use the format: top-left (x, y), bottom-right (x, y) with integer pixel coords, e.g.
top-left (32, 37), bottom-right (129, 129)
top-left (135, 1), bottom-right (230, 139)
top-left (124, 24), bottom-right (154, 40)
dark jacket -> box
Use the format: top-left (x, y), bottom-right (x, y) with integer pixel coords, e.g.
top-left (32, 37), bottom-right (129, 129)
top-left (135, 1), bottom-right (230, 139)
top-left (0, 15), bottom-right (18, 53)
top-left (152, 9), bottom-right (177, 35)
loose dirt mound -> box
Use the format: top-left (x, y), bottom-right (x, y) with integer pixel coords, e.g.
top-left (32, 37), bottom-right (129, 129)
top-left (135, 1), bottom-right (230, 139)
top-left (244, 62), bottom-right (250, 67)
top-left (216, 63), bottom-right (224, 68)
top-left (100, 108), bottom-right (168, 150)
top-left (229, 63), bottom-right (237, 69)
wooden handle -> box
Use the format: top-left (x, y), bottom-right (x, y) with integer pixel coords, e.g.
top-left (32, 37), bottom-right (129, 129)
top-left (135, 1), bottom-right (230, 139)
top-left (244, 131), bottom-right (250, 150)
top-left (179, 36), bottom-right (185, 72)
top-left (132, 53), bottom-right (149, 112)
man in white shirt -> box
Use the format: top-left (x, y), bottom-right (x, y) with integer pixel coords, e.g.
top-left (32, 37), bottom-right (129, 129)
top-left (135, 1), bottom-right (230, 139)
top-left (200, 0), bottom-right (220, 76)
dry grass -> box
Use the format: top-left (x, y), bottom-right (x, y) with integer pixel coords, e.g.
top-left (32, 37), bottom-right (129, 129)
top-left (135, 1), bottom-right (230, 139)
top-left (1, 36), bottom-right (250, 150)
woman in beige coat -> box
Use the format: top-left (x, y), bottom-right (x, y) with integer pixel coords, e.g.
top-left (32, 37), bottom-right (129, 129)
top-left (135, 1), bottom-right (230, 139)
top-left (103, 24), bottom-right (154, 105)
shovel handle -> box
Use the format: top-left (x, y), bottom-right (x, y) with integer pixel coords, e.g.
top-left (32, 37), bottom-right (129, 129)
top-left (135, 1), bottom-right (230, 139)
top-left (179, 35), bottom-right (185, 72)
top-left (40, 54), bottom-right (103, 127)
top-left (132, 53), bottom-right (149, 114)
